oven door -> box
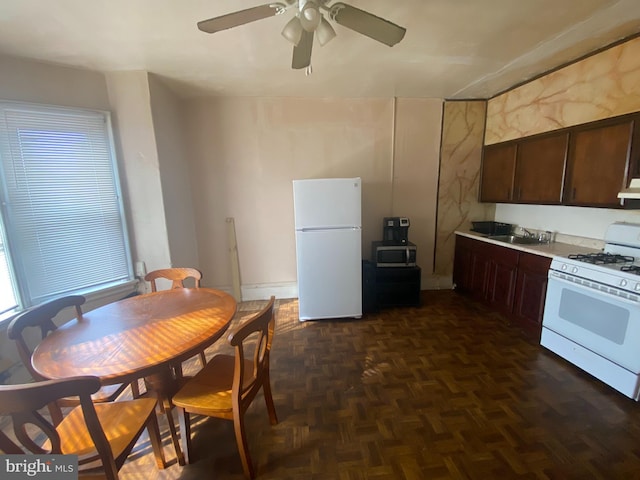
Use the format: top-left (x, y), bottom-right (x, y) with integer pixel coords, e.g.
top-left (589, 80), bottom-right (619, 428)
top-left (542, 273), bottom-right (640, 373)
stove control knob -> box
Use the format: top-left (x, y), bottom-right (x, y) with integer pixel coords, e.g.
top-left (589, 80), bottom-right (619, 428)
top-left (620, 279), bottom-right (628, 287)
top-left (561, 264), bottom-right (568, 271)
top-left (635, 283), bottom-right (640, 291)
top-left (572, 267), bottom-right (578, 274)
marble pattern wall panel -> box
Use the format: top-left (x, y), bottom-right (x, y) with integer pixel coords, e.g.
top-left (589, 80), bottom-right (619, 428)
top-left (486, 36), bottom-right (640, 145)
top-left (435, 101), bottom-right (494, 283)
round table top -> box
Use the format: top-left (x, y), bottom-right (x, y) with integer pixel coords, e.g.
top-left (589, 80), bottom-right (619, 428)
top-left (32, 288), bottom-right (237, 384)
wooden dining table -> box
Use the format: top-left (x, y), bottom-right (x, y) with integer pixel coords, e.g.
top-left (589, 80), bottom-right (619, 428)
top-left (31, 287), bottom-right (237, 465)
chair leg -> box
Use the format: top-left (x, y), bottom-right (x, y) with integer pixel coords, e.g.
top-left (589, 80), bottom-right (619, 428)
top-left (164, 405), bottom-right (185, 466)
top-left (146, 409), bottom-right (167, 469)
top-left (130, 379), bottom-right (141, 398)
top-left (262, 373), bottom-right (278, 425)
top-left (199, 351), bottom-right (207, 367)
top-left (177, 407), bottom-right (193, 464)
top-left (233, 411), bottom-right (255, 479)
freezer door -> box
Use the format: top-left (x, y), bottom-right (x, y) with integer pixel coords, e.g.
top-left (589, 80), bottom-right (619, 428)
top-left (296, 228), bottom-right (362, 320)
top-left (293, 178), bottom-right (361, 229)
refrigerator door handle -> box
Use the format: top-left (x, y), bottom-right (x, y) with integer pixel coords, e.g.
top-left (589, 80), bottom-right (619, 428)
top-left (298, 226), bottom-right (361, 232)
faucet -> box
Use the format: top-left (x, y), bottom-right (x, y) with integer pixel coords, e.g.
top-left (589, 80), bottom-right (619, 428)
top-left (521, 228), bottom-right (536, 238)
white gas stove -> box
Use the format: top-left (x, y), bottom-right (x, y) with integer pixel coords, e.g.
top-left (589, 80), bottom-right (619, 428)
top-left (549, 253), bottom-right (640, 302)
top-left (542, 222), bottom-right (640, 401)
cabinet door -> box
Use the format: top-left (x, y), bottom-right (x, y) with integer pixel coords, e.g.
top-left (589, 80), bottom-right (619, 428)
top-left (480, 143), bottom-right (517, 202)
top-left (486, 245), bottom-right (519, 315)
top-left (469, 245), bottom-right (491, 301)
top-left (565, 120), bottom-right (633, 207)
top-left (453, 236), bottom-right (472, 292)
top-left (513, 253), bottom-right (552, 341)
top-left (514, 133), bottom-right (568, 204)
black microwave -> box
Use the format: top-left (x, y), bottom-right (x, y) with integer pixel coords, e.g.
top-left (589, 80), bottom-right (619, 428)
top-left (372, 241), bottom-right (417, 267)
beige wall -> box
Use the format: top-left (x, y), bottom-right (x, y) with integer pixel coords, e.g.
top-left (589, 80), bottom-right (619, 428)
top-left (392, 98), bottom-right (443, 287)
top-left (148, 74), bottom-right (199, 273)
top-left (0, 55), bottom-right (449, 307)
top-left (0, 54), bottom-right (110, 110)
top-left (182, 96), bottom-right (445, 298)
top-left (183, 97), bottom-right (395, 298)
top-left (485, 36), bottom-right (640, 240)
top-left (105, 71), bottom-right (171, 283)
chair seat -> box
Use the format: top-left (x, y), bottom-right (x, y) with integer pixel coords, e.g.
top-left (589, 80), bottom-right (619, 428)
top-left (172, 354), bottom-right (253, 417)
top-left (57, 398), bottom-right (158, 462)
top-left (91, 383), bottom-right (130, 402)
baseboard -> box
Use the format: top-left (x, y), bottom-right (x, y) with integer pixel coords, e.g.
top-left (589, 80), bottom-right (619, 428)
top-left (240, 282), bottom-right (298, 301)
top-left (238, 278), bottom-right (451, 302)
top-left (231, 277), bottom-right (451, 302)
top-left (421, 274), bottom-right (454, 290)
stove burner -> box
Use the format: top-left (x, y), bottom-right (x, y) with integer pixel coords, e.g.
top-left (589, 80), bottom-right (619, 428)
top-left (621, 265), bottom-right (640, 275)
top-left (567, 253), bottom-right (635, 265)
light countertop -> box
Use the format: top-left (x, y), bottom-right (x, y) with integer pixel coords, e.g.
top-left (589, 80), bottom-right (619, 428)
top-left (455, 230), bottom-right (603, 259)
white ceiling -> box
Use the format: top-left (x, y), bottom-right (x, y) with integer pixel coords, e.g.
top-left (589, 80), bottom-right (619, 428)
top-left (1, 0), bottom-right (640, 99)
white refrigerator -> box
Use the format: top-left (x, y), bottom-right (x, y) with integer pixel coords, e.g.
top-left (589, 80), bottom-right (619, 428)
top-left (293, 177), bottom-right (362, 321)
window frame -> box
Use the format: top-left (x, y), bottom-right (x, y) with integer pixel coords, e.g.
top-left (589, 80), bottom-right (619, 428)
top-left (0, 101), bottom-right (136, 322)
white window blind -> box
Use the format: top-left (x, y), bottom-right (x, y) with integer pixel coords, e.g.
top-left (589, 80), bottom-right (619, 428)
top-left (0, 220), bottom-right (17, 315)
top-left (0, 103), bottom-right (132, 307)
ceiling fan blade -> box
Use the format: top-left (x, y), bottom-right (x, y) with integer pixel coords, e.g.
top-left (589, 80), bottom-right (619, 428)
top-left (292, 30), bottom-right (314, 69)
top-left (329, 3), bottom-right (406, 47)
top-left (198, 3), bottom-right (287, 34)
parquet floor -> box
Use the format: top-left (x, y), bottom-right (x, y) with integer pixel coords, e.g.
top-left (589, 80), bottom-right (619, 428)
top-left (8, 290), bottom-right (640, 479)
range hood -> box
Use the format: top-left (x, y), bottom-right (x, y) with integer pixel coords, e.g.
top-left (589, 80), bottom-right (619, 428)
top-left (618, 178), bottom-right (640, 199)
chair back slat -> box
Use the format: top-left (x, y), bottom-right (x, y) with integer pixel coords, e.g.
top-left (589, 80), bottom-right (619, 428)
top-left (229, 297), bottom-right (275, 408)
top-left (13, 410), bottom-right (60, 454)
top-left (7, 296), bottom-right (86, 381)
top-left (0, 430), bottom-right (25, 454)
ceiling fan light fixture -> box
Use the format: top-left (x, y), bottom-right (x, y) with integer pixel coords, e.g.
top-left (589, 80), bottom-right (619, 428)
top-left (299, 1), bottom-right (321, 32)
top-left (281, 16), bottom-right (303, 46)
top-left (316, 16), bottom-right (336, 46)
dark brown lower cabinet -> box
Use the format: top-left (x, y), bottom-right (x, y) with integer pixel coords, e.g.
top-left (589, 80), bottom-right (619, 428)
top-left (453, 234), bottom-right (551, 341)
top-left (486, 246), bottom-right (518, 315)
top-left (512, 253), bottom-right (551, 341)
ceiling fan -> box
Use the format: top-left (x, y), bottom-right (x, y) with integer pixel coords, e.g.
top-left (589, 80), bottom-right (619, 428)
top-left (197, 1), bottom-right (406, 70)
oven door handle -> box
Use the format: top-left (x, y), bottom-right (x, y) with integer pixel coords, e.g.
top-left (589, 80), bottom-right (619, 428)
top-left (548, 272), bottom-right (640, 307)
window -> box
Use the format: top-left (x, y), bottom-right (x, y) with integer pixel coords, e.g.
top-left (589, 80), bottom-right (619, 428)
top-left (0, 102), bottom-right (133, 316)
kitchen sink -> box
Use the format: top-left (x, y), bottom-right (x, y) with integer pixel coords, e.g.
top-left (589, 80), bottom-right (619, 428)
top-left (487, 234), bottom-right (544, 245)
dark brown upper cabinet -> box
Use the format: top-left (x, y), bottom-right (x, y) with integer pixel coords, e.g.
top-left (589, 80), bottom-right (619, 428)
top-left (479, 143), bottom-right (516, 203)
top-left (564, 118), bottom-right (633, 207)
top-left (480, 132), bottom-right (568, 204)
top-left (514, 132), bottom-right (568, 204)
top-left (479, 112), bottom-right (640, 208)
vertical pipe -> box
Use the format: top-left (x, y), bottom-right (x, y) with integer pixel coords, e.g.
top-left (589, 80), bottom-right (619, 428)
top-left (390, 96), bottom-right (397, 214)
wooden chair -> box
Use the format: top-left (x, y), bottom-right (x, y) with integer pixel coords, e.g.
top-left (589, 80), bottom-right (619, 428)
top-left (172, 296), bottom-right (278, 479)
top-left (7, 295), bottom-right (138, 426)
top-left (0, 376), bottom-right (165, 479)
top-left (144, 267), bottom-right (207, 371)
top-left (145, 267), bottom-right (202, 292)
